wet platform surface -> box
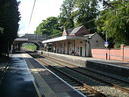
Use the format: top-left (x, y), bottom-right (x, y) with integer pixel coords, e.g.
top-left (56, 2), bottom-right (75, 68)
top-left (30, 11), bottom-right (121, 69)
top-left (25, 54), bottom-right (86, 97)
top-left (0, 53), bottom-right (86, 97)
top-left (0, 54), bottom-right (38, 97)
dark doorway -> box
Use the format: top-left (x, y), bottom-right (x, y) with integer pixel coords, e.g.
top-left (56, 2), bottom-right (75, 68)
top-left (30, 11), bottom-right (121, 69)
top-left (80, 47), bottom-right (82, 56)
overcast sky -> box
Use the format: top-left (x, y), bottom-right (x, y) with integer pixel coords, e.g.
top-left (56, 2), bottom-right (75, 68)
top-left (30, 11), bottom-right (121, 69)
top-left (18, 0), bottom-right (64, 35)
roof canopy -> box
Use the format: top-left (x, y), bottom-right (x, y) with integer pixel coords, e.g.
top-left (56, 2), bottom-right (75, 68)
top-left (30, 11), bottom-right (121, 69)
top-left (42, 33), bottom-right (95, 44)
top-left (42, 25), bottom-right (96, 44)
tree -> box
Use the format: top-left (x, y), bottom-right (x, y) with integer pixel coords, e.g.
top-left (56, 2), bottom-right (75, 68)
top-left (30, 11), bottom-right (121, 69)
top-left (96, 0), bottom-right (129, 47)
top-left (0, 0), bottom-right (20, 55)
top-left (59, 0), bottom-right (99, 32)
top-left (74, 0), bottom-right (99, 32)
top-left (35, 17), bottom-right (61, 37)
top-left (59, 0), bottom-right (75, 29)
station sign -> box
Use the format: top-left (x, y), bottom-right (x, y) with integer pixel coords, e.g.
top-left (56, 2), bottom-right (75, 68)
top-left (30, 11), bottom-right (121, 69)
top-left (104, 41), bottom-right (109, 48)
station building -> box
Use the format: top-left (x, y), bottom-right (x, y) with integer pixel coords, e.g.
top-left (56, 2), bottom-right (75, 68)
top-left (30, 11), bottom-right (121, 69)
top-left (42, 26), bottom-right (105, 57)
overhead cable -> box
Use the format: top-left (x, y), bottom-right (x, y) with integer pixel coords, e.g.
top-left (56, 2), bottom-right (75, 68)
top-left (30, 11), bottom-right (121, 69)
top-left (29, 0), bottom-right (37, 25)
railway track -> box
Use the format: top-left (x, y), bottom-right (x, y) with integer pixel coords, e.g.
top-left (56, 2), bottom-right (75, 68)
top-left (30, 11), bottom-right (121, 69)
top-left (44, 55), bottom-right (129, 83)
top-left (39, 59), bottom-right (106, 97)
top-left (30, 54), bottom-right (129, 97)
top-left (45, 56), bottom-right (129, 91)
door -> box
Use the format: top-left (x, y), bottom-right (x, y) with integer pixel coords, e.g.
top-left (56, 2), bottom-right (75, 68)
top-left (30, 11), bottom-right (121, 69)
top-left (80, 47), bottom-right (82, 56)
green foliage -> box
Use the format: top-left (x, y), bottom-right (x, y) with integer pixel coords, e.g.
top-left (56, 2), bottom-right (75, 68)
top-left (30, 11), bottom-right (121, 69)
top-left (59, 0), bottom-right (75, 29)
top-left (0, 0), bottom-right (20, 54)
top-left (96, 0), bottom-right (129, 46)
top-left (36, 0), bottom-right (100, 37)
top-left (22, 43), bottom-right (37, 51)
top-left (59, 0), bottom-right (99, 32)
top-left (35, 17), bottom-right (61, 36)
top-left (74, 0), bottom-right (98, 32)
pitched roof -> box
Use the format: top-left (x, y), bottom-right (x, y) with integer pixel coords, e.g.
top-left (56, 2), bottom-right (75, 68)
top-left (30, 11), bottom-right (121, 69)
top-left (70, 26), bottom-right (83, 35)
top-left (69, 25), bottom-right (90, 36)
top-left (62, 25), bottom-right (90, 36)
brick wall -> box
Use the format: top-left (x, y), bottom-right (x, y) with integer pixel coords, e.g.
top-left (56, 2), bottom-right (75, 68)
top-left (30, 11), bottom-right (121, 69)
top-left (124, 46), bottom-right (129, 61)
top-left (92, 45), bottom-right (129, 61)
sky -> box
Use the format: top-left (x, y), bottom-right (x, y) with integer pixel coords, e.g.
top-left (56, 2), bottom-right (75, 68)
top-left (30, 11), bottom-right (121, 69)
top-left (18, 0), bottom-right (64, 35)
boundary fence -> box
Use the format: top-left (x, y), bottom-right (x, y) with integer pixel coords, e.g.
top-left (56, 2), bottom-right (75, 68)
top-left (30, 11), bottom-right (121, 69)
top-left (92, 45), bottom-right (129, 61)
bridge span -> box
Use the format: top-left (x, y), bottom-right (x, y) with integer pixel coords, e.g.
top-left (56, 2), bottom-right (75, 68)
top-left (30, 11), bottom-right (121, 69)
top-left (13, 34), bottom-right (47, 52)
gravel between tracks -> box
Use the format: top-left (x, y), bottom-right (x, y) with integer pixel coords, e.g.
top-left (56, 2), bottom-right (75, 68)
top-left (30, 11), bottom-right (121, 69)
top-left (40, 57), bottom-right (129, 97)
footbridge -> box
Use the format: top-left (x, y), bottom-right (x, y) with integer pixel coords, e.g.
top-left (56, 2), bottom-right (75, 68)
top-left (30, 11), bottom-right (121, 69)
top-left (13, 34), bottom-right (47, 52)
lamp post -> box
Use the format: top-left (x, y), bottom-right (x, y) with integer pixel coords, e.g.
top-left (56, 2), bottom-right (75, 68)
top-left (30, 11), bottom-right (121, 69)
top-left (104, 31), bottom-right (109, 60)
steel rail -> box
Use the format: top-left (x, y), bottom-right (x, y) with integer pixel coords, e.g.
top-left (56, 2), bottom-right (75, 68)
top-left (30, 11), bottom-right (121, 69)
top-left (44, 55), bottom-right (129, 94)
top-left (45, 55), bottom-right (129, 84)
top-left (38, 58), bottom-right (106, 97)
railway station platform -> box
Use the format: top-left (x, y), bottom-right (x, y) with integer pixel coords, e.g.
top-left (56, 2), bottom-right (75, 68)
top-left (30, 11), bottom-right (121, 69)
top-left (0, 54), bottom-right (38, 97)
top-left (25, 54), bottom-right (86, 97)
top-left (42, 51), bottom-right (129, 78)
top-left (0, 53), bottom-right (86, 97)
